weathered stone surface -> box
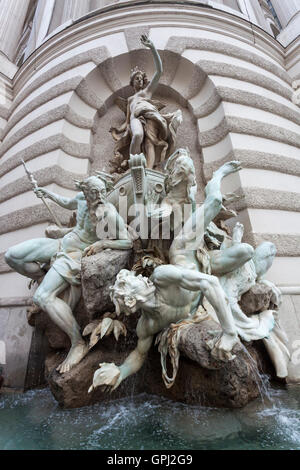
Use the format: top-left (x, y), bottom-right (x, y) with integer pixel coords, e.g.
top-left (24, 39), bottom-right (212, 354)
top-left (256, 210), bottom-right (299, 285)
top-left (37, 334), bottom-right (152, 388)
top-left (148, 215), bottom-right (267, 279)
top-left (43, 248), bottom-right (275, 410)
top-left (0, 305), bottom-right (34, 390)
top-left (46, 349), bottom-right (143, 409)
top-left (143, 319), bottom-right (268, 409)
top-left (46, 317), bottom-right (271, 409)
top-left (0, 368), bottom-right (4, 391)
top-left (178, 318), bottom-right (239, 370)
top-left (81, 249), bottom-right (132, 318)
top-left (46, 318), bottom-right (141, 408)
top-left (239, 284), bottom-right (273, 315)
top-left (33, 309), bottom-right (70, 351)
top-left (44, 318), bottom-right (70, 351)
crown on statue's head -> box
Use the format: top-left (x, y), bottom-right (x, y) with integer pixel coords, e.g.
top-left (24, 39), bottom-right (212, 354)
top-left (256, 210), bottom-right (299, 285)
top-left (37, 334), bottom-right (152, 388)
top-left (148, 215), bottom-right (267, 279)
top-left (130, 66), bottom-right (148, 87)
top-left (130, 66), bottom-right (142, 78)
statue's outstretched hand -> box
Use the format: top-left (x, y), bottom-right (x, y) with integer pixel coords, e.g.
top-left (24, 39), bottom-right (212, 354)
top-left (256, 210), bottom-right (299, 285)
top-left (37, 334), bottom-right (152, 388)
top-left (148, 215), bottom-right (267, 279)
top-left (88, 362), bottom-right (121, 394)
top-left (140, 34), bottom-right (154, 49)
top-left (34, 187), bottom-right (49, 199)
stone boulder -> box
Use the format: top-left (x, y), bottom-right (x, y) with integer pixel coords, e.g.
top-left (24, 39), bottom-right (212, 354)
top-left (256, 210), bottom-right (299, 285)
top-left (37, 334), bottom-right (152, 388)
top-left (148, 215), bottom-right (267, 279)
top-left (81, 249), bottom-right (132, 318)
top-left (239, 283), bottom-right (273, 315)
top-left (46, 318), bottom-right (142, 408)
top-left (46, 348), bottom-right (144, 409)
top-left (143, 318), bottom-right (269, 409)
top-left (46, 316), bottom-right (271, 409)
top-left (43, 248), bottom-right (275, 410)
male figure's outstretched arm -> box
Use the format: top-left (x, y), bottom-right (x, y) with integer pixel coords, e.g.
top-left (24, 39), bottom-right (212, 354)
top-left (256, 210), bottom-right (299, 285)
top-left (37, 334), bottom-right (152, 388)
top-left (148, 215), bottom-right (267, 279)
top-left (34, 187), bottom-right (79, 210)
top-left (116, 336), bottom-right (154, 385)
top-left (194, 161), bottom-right (242, 242)
top-left (89, 336), bottom-right (153, 393)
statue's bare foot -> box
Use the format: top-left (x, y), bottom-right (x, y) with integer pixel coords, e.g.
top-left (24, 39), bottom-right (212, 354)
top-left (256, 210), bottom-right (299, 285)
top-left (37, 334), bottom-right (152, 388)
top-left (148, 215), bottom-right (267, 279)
top-left (207, 333), bottom-right (240, 362)
top-left (56, 341), bottom-right (89, 374)
top-left (232, 222), bottom-right (244, 243)
top-left (215, 161), bottom-right (242, 178)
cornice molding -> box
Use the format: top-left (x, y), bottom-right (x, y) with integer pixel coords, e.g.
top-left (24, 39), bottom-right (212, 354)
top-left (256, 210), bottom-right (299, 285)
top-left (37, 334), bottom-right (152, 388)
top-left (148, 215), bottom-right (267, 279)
top-left (13, 2), bottom-right (285, 89)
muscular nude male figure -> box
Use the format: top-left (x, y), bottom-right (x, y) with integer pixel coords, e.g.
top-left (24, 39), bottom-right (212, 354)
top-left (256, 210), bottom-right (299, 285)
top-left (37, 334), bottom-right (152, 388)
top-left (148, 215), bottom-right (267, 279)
top-left (5, 176), bottom-right (132, 373)
top-left (89, 161), bottom-right (243, 393)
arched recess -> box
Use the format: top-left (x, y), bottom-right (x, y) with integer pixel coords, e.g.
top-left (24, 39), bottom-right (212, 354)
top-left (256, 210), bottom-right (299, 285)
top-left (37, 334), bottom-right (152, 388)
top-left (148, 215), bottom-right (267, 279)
top-left (65, 48), bottom-right (238, 202)
top-left (0, 39), bottom-right (256, 238)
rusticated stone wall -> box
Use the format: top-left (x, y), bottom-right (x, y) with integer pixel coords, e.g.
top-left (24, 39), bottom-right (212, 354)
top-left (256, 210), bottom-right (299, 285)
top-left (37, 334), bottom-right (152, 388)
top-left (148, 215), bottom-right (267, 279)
top-left (0, 1), bottom-right (299, 389)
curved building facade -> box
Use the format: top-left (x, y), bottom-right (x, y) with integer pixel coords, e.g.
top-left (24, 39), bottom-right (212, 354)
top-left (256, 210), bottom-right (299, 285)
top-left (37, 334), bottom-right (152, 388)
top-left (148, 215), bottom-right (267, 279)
top-left (0, 0), bottom-right (300, 389)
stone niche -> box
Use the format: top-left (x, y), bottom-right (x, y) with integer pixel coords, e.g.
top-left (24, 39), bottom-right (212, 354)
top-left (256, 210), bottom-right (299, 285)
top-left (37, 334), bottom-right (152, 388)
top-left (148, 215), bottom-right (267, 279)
top-left (91, 89), bottom-right (205, 200)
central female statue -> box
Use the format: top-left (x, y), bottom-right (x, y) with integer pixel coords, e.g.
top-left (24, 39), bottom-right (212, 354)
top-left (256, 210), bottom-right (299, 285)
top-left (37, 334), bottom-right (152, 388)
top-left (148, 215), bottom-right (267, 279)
top-left (110, 35), bottom-right (182, 169)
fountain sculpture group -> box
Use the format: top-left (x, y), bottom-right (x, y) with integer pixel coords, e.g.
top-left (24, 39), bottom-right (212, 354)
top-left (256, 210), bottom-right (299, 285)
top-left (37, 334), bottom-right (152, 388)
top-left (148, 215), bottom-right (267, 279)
top-left (5, 36), bottom-right (290, 408)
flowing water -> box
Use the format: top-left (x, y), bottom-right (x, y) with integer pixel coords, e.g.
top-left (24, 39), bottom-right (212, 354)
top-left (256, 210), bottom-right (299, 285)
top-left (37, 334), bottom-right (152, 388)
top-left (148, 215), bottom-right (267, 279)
top-left (0, 385), bottom-right (299, 450)
top-left (239, 344), bottom-right (272, 404)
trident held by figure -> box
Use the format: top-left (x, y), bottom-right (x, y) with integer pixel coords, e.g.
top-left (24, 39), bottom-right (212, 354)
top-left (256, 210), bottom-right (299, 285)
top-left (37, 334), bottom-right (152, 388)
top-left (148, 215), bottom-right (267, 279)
top-left (21, 159), bottom-right (62, 228)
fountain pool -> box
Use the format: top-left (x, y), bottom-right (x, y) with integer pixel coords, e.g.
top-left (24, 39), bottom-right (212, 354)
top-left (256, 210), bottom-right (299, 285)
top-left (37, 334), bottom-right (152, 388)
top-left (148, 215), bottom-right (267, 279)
top-left (0, 385), bottom-right (299, 450)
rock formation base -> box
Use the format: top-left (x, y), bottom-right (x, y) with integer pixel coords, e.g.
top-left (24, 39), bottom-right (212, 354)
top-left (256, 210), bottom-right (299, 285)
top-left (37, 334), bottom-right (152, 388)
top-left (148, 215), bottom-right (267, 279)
top-left (36, 250), bottom-right (277, 409)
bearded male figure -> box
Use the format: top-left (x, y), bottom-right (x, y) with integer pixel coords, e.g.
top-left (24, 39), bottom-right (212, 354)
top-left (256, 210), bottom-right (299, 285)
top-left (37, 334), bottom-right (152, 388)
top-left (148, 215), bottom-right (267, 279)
top-left (89, 161), bottom-right (244, 393)
top-left (5, 176), bottom-right (132, 373)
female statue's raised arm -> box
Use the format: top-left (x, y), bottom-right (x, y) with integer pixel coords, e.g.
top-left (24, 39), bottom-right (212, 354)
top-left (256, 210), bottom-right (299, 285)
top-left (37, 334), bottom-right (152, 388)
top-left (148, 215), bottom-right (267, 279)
top-left (140, 34), bottom-right (163, 96)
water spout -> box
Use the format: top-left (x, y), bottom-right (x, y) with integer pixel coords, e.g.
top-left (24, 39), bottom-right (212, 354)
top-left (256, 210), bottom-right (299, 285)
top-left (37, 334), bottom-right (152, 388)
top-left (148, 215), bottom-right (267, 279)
top-left (240, 343), bottom-right (272, 405)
